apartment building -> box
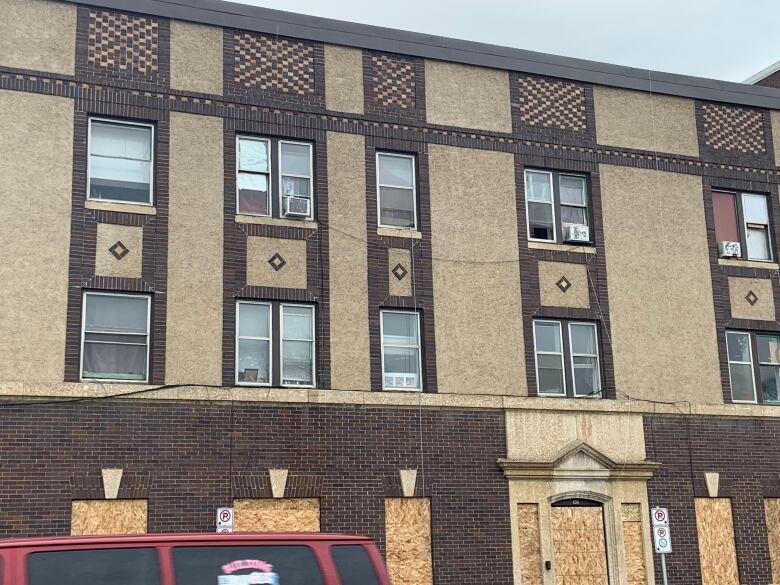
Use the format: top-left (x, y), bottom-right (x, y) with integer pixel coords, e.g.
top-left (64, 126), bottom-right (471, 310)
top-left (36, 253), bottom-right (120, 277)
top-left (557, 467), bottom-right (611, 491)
top-left (1, 0), bottom-right (780, 583)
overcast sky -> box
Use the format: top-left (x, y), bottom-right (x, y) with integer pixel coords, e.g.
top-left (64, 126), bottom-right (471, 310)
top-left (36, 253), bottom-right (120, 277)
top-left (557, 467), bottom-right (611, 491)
top-left (231, 0), bottom-right (779, 83)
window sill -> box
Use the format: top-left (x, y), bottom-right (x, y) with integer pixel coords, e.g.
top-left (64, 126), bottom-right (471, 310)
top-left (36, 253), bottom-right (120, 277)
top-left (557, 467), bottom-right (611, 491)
top-left (85, 200), bottom-right (156, 215)
top-left (528, 241), bottom-right (596, 254)
top-left (377, 227), bottom-right (422, 240)
top-left (718, 258), bottom-right (779, 270)
top-left (235, 214), bottom-right (318, 229)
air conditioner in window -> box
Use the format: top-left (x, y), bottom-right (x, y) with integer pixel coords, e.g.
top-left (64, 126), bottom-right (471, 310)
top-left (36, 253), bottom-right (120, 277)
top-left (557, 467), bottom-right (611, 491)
top-left (384, 374), bottom-right (418, 389)
top-left (564, 224), bottom-right (590, 243)
top-left (718, 241), bottom-right (741, 258)
top-left (283, 196), bottom-right (311, 218)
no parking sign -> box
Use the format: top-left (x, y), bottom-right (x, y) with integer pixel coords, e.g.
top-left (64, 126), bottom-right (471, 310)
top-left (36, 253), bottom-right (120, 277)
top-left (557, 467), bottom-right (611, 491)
top-left (651, 507), bottom-right (672, 553)
top-left (217, 507), bottom-right (234, 533)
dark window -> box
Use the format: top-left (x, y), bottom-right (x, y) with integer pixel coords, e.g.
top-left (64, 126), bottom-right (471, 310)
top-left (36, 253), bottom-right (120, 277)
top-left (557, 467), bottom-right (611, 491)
top-left (524, 169), bottom-right (591, 244)
top-left (331, 545), bottom-right (381, 585)
top-left (173, 545), bottom-right (323, 585)
top-left (28, 548), bottom-right (160, 585)
top-left (533, 320), bottom-right (602, 398)
top-left (712, 190), bottom-right (772, 261)
top-left (726, 331), bottom-right (780, 404)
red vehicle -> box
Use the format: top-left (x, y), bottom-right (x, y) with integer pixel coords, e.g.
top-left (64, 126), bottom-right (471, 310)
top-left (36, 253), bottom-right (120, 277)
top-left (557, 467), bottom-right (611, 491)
top-left (0, 532), bottom-right (391, 585)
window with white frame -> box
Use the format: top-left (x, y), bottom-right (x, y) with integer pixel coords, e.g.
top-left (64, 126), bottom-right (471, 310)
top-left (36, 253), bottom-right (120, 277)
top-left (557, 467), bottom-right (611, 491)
top-left (81, 292), bottom-right (150, 382)
top-left (236, 301), bottom-right (316, 387)
top-left (726, 330), bottom-right (780, 404)
top-left (380, 310), bottom-right (422, 391)
top-left (533, 320), bottom-right (601, 397)
top-left (88, 119), bottom-right (154, 205)
top-left (712, 190), bottom-right (773, 261)
top-left (377, 152), bottom-right (417, 230)
top-left (524, 169), bottom-right (591, 244)
top-left (236, 136), bottom-right (313, 220)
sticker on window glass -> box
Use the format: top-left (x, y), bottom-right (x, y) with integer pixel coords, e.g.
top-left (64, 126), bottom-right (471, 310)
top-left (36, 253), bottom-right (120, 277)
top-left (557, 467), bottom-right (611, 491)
top-left (218, 560), bottom-right (280, 585)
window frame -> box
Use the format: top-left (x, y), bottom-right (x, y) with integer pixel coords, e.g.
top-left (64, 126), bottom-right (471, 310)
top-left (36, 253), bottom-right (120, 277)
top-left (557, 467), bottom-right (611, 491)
top-left (280, 302), bottom-right (317, 389)
top-left (235, 300), bottom-right (273, 387)
top-left (725, 330), bottom-right (780, 405)
top-left (532, 319), bottom-right (603, 398)
top-left (524, 169), bottom-right (592, 245)
top-left (380, 309), bottom-right (423, 392)
top-left (713, 189), bottom-right (773, 262)
top-left (79, 291), bottom-right (152, 383)
top-left (376, 151), bottom-right (418, 231)
top-left (235, 135), bottom-right (315, 221)
top-left (87, 117), bottom-right (155, 207)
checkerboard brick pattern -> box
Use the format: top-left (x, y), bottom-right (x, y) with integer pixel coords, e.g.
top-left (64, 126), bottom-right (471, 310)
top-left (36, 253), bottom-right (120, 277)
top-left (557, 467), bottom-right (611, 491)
top-left (370, 54), bottom-right (417, 109)
top-left (86, 9), bottom-right (160, 81)
top-left (517, 75), bottom-right (587, 132)
top-left (233, 32), bottom-right (316, 95)
top-left (702, 103), bottom-right (766, 154)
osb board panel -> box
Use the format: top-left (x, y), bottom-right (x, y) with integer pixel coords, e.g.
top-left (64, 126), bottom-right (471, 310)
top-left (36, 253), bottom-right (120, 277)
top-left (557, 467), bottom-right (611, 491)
top-left (517, 504), bottom-right (543, 585)
top-left (695, 498), bottom-right (740, 585)
top-left (550, 506), bottom-right (608, 584)
top-left (234, 498), bottom-right (320, 532)
top-left (71, 500), bottom-right (147, 535)
top-left (385, 498), bottom-right (433, 585)
top-left (622, 504), bottom-right (646, 585)
top-left (764, 498), bottom-right (780, 584)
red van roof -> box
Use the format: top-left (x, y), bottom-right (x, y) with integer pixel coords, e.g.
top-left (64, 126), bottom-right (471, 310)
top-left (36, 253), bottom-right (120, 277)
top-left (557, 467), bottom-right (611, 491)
top-left (0, 532), bottom-right (370, 549)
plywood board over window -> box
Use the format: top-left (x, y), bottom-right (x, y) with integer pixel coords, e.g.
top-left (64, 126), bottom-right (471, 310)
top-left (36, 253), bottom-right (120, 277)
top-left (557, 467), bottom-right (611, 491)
top-left (71, 500), bottom-right (147, 535)
top-left (621, 503), bottom-right (647, 585)
top-left (695, 498), bottom-right (740, 585)
top-left (233, 498), bottom-right (320, 532)
top-left (385, 498), bottom-right (433, 585)
top-left (516, 504), bottom-right (543, 585)
top-left (765, 498), bottom-right (780, 584)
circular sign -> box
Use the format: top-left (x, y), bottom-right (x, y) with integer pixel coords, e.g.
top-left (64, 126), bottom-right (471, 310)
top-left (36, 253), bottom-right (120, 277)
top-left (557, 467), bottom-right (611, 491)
top-left (657, 527), bottom-right (667, 537)
top-left (220, 509), bottom-right (232, 523)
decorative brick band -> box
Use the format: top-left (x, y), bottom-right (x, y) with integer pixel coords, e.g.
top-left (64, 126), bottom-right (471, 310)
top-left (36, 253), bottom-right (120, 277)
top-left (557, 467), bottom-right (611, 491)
top-left (363, 51), bottom-right (426, 123)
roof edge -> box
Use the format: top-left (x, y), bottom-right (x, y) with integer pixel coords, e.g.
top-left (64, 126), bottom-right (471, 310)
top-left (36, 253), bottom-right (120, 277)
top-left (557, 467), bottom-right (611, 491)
top-left (744, 60), bottom-right (780, 85)
top-left (62, 0), bottom-right (780, 110)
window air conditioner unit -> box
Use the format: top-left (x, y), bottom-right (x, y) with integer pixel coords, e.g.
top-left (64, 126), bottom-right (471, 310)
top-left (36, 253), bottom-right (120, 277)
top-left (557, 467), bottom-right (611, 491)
top-left (564, 224), bottom-right (590, 243)
top-left (283, 196), bottom-right (311, 218)
top-left (718, 241), bottom-right (741, 258)
top-left (384, 374), bottom-right (418, 389)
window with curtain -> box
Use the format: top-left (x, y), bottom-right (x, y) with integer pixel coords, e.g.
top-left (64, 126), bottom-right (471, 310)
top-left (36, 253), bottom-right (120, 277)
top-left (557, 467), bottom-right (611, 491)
top-left (88, 119), bottom-right (153, 205)
top-left (712, 190), bottom-right (772, 261)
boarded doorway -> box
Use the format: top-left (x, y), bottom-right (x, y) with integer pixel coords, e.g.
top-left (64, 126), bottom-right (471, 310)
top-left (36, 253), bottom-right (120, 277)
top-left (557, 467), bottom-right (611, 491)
top-left (551, 499), bottom-right (609, 585)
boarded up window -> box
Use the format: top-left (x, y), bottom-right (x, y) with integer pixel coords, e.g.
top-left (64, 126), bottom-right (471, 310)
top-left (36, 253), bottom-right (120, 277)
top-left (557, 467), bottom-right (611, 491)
top-left (233, 498), bottom-right (320, 532)
top-left (765, 498), bottom-right (780, 584)
top-left (621, 504), bottom-right (646, 585)
top-left (694, 498), bottom-right (739, 585)
top-left (516, 504), bottom-right (543, 585)
top-left (71, 500), bottom-right (147, 535)
top-left (385, 498), bottom-right (433, 585)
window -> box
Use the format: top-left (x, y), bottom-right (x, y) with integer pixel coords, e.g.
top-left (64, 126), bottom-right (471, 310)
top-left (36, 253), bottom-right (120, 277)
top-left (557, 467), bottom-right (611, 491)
top-left (524, 169), bottom-right (590, 244)
top-left (28, 548), bottom-right (160, 585)
top-left (377, 152), bottom-right (417, 230)
top-left (81, 292), bottom-right (150, 382)
top-left (380, 311), bottom-right (422, 391)
top-left (533, 320), bottom-right (601, 397)
top-left (331, 545), bottom-right (381, 585)
top-left (237, 136), bottom-right (313, 220)
top-left (236, 301), bottom-right (316, 387)
top-left (713, 190), bottom-right (772, 261)
top-left (726, 331), bottom-right (780, 404)
top-left (88, 119), bottom-right (153, 205)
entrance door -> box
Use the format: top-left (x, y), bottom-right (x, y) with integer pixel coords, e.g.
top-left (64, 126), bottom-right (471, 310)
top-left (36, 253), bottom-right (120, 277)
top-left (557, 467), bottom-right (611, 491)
top-left (551, 499), bottom-right (609, 585)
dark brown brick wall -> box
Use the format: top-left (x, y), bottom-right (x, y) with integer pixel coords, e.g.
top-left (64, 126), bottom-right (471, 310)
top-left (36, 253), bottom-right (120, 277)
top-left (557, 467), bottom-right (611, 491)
top-left (645, 415), bottom-right (780, 585)
top-left (0, 401), bottom-right (513, 585)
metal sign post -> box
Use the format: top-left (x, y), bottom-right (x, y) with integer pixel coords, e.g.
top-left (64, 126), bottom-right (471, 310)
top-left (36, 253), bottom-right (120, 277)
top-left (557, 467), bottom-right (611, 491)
top-left (651, 507), bottom-right (671, 585)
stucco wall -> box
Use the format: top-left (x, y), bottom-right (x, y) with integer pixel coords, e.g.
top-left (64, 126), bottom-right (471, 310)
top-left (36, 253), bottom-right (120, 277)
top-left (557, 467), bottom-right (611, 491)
top-left (324, 45), bottom-right (364, 114)
top-left (170, 20), bottom-right (223, 95)
top-left (425, 60), bottom-right (512, 133)
top-left (538, 261), bottom-right (589, 309)
top-left (246, 236), bottom-right (307, 289)
top-left (328, 132), bottom-right (371, 391)
top-left (0, 0), bottom-right (76, 75)
top-left (0, 90), bottom-right (73, 383)
top-left (728, 277), bottom-right (775, 321)
top-left (600, 165), bottom-right (721, 404)
top-left (95, 223), bottom-right (143, 279)
top-left (429, 145), bottom-right (524, 394)
top-left (166, 112), bottom-right (223, 385)
top-left (593, 87), bottom-right (699, 156)
top-left (388, 247), bottom-right (413, 298)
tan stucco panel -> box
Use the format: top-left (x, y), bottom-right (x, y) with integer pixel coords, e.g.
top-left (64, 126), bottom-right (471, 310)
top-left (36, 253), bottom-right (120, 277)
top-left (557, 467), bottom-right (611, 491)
top-left (166, 112), bottom-right (223, 385)
top-left (328, 132), bottom-right (371, 391)
top-left (95, 223), bottom-right (143, 279)
top-left (429, 145), bottom-right (524, 394)
top-left (772, 111), bottom-right (780, 167)
top-left (594, 87), bottom-right (699, 156)
top-left (324, 44), bottom-right (364, 114)
top-left (538, 261), bottom-right (589, 309)
top-left (0, 90), bottom-right (73, 383)
top-left (389, 247), bottom-right (412, 297)
top-left (425, 60), bottom-right (512, 133)
top-left (728, 277), bottom-right (775, 321)
top-left (0, 0), bottom-right (76, 75)
top-left (71, 500), bottom-right (147, 535)
top-left (600, 165), bottom-right (721, 404)
top-left (170, 20), bottom-right (223, 95)
top-left (247, 236), bottom-right (308, 289)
